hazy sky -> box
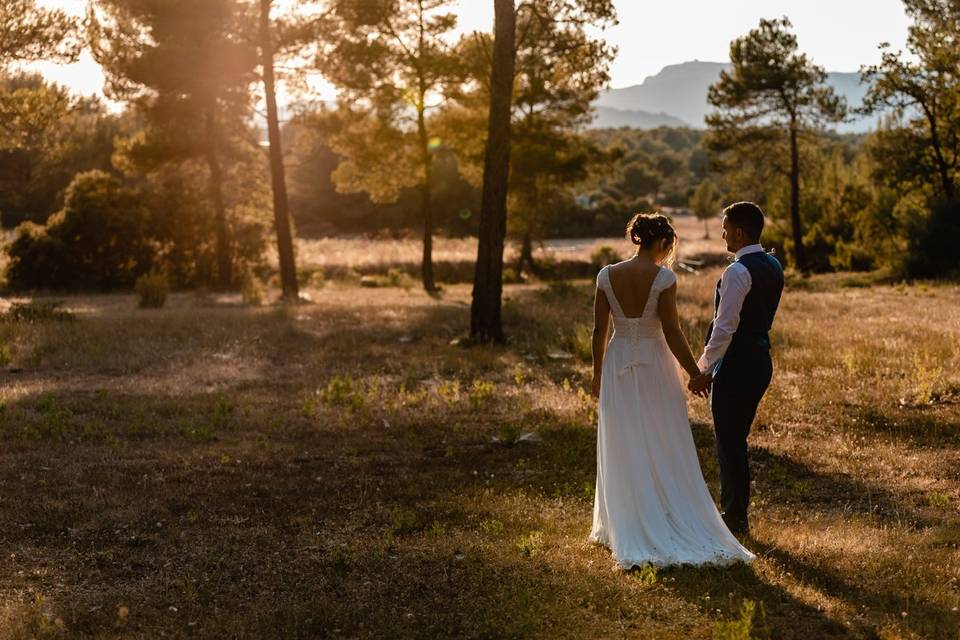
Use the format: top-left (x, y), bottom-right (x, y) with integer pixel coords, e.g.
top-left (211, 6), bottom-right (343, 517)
top-left (25, 0), bottom-right (912, 108)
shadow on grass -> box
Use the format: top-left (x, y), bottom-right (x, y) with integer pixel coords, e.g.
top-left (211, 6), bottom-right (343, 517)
top-left (749, 538), bottom-right (960, 639)
top-left (842, 403), bottom-right (960, 450)
top-left (661, 561), bottom-right (849, 640)
top-left (686, 422), bottom-right (937, 531)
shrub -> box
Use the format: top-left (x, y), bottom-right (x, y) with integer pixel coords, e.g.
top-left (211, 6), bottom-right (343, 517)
top-left (502, 267), bottom-right (521, 283)
top-left (4, 166), bottom-right (271, 292)
top-left (303, 270), bottom-right (326, 289)
top-left (516, 530), bottom-right (544, 557)
top-left (590, 245), bottom-right (621, 268)
top-left (385, 268), bottom-right (415, 290)
top-left (4, 223), bottom-right (66, 290)
top-left (904, 198), bottom-right (960, 278)
top-left (564, 322), bottom-right (594, 362)
top-left (358, 269), bottom-right (417, 289)
top-left (135, 271), bottom-right (169, 309)
top-left (714, 600), bottom-right (757, 640)
top-left (630, 563), bottom-right (658, 587)
top-left (540, 280), bottom-right (577, 300)
top-left (480, 519), bottom-right (504, 535)
top-left (468, 379), bottom-right (494, 409)
top-left (2, 301), bottom-right (75, 323)
top-left (6, 171), bottom-right (153, 291)
top-left (240, 271), bottom-right (265, 306)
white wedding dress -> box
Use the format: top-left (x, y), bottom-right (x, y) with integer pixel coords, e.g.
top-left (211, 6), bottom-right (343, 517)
top-left (589, 265), bottom-right (755, 568)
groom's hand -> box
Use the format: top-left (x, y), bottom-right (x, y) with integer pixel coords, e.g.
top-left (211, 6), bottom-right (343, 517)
top-left (688, 372), bottom-right (712, 398)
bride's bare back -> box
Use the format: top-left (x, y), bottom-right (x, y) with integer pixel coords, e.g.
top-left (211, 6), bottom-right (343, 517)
top-left (606, 258), bottom-right (662, 318)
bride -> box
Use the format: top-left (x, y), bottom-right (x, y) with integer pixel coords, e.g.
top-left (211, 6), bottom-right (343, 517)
top-left (588, 212), bottom-right (754, 568)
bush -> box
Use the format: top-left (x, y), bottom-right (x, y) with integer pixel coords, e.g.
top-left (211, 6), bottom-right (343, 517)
top-left (135, 271), bottom-right (168, 309)
top-left (2, 301), bottom-right (75, 323)
top-left (357, 269), bottom-right (417, 289)
top-left (384, 268), bottom-right (415, 290)
top-left (904, 198), bottom-right (960, 278)
top-left (502, 267), bottom-right (521, 283)
top-left (6, 171), bottom-right (153, 291)
top-left (4, 222), bottom-right (66, 289)
top-left (240, 271), bottom-right (265, 306)
top-left (590, 245), bottom-right (622, 268)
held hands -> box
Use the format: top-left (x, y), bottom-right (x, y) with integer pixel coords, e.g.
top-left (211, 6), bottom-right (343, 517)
top-left (687, 371), bottom-right (713, 398)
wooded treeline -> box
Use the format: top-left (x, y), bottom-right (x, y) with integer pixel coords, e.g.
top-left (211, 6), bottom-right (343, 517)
top-left (0, 1), bottom-right (958, 325)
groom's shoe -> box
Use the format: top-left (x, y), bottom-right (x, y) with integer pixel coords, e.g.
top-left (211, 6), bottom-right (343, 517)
top-left (722, 513), bottom-right (749, 536)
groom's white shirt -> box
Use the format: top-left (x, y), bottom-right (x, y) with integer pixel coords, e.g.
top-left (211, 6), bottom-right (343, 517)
top-left (697, 243), bottom-right (765, 374)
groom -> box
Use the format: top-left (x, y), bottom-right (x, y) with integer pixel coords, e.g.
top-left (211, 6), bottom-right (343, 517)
top-left (689, 201), bottom-right (784, 536)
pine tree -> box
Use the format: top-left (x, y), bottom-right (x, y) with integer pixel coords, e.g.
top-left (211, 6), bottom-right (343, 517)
top-left (90, 0), bottom-right (259, 288)
top-left (707, 17), bottom-right (846, 273)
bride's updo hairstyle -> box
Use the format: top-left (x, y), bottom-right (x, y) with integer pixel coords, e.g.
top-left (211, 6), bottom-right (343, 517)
top-left (626, 212), bottom-right (677, 266)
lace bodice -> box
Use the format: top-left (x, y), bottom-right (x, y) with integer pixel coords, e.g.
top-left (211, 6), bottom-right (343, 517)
top-left (597, 265), bottom-right (677, 376)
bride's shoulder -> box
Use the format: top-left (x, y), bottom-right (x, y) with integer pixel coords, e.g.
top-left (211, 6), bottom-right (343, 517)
top-left (656, 266), bottom-right (678, 289)
top-left (595, 264), bottom-right (609, 286)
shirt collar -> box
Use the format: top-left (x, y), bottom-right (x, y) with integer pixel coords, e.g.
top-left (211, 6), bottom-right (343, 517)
top-left (734, 243), bottom-right (765, 260)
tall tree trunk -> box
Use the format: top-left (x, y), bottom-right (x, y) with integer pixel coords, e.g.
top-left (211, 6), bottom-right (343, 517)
top-left (203, 104), bottom-right (232, 289)
top-left (516, 233), bottom-right (534, 276)
top-left (470, 0), bottom-right (516, 343)
top-left (416, 0), bottom-right (436, 293)
top-left (417, 108), bottom-right (436, 293)
top-left (259, 0), bottom-right (299, 302)
top-left (788, 120), bottom-right (807, 273)
top-left (703, 218), bottom-right (710, 239)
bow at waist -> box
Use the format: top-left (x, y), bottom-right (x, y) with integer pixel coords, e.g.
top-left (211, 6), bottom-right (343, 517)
top-left (609, 325), bottom-right (662, 375)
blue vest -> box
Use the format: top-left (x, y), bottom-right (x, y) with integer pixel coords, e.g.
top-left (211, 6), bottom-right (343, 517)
top-left (706, 251), bottom-right (784, 358)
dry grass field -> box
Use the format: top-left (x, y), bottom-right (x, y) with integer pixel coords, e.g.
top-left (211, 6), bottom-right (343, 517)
top-left (0, 223), bottom-right (959, 638)
top-left (289, 214), bottom-right (726, 283)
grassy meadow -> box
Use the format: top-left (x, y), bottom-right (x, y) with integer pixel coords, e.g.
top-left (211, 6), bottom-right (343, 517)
top-left (0, 217), bottom-right (959, 638)
top-left (287, 215), bottom-right (726, 286)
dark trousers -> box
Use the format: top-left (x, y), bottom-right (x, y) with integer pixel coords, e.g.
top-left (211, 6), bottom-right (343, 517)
top-left (710, 349), bottom-right (773, 529)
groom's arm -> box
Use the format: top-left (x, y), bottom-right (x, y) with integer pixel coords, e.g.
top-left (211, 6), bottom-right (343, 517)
top-left (697, 263), bottom-right (752, 374)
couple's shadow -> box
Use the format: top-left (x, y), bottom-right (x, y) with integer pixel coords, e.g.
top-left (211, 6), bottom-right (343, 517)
top-left (641, 421), bottom-right (851, 638)
top-left (661, 421), bottom-right (947, 639)
top-left (631, 543), bottom-right (849, 639)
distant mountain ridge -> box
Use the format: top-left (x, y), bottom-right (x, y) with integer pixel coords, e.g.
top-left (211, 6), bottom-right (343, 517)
top-left (591, 60), bottom-right (882, 133)
top-left (592, 105), bottom-right (687, 129)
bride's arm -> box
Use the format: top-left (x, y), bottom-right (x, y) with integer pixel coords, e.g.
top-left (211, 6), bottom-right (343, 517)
top-left (590, 285), bottom-right (611, 397)
top-left (657, 283), bottom-right (702, 379)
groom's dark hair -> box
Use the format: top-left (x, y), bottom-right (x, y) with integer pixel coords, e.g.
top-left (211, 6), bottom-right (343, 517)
top-left (724, 201), bottom-right (764, 242)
